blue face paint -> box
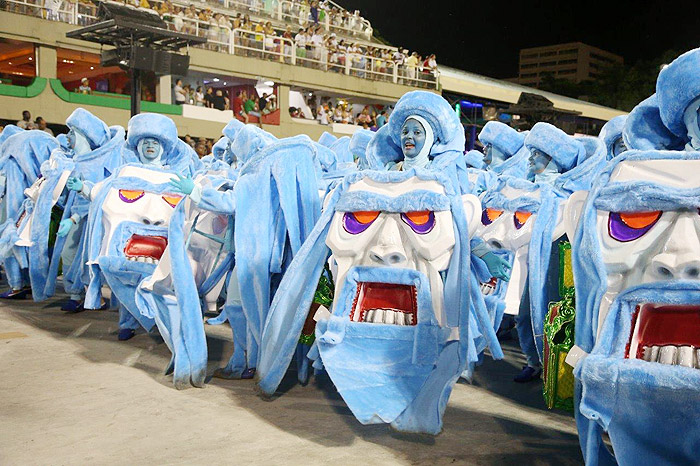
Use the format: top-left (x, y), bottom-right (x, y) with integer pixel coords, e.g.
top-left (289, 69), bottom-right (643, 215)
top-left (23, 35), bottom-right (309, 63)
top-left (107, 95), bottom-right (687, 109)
top-left (484, 144), bottom-right (506, 166)
top-left (401, 119), bottom-right (426, 159)
top-left (528, 149), bottom-right (552, 175)
top-left (137, 137), bottom-right (164, 166)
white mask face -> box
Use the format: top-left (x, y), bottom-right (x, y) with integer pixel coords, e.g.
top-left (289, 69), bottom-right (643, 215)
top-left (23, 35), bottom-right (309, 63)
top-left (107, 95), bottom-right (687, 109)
top-left (591, 159), bottom-right (700, 349)
top-left (326, 177), bottom-right (457, 326)
top-left (100, 166), bottom-right (183, 265)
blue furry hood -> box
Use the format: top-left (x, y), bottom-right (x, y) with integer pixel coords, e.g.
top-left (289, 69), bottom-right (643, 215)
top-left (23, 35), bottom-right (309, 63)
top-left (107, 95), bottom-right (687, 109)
top-left (0, 125), bottom-right (23, 145)
top-left (464, 149), bottom-right (485, 169)
top-left (328, 136), bottom-right (354, 165)
top-left (230, 125), bottom-right (277, 167)
top-left (554, 135), bottom-right (607, 194)
top-left (478, 121), bottom-right (525, 157)
top-left (211, 137), bottom-right (228, 161)
top-left (598, 115), bottom-right (627, 154)
top-left (349, 128), bottom-right (374, 169)
top-left (656, 47), bottom-right (700, 137)
top-left (525, 122), bottom-right (585, 171)
top-left (66, 108), bottom-right (110, 149)
top-left (222, 118), bottom-right (244, 141)
top-left (623, 94), bottom-right (685, 151)
top-left (318, 131), bottom-right (338, 147)
top-left (126, 113), bottom-right (179, 155)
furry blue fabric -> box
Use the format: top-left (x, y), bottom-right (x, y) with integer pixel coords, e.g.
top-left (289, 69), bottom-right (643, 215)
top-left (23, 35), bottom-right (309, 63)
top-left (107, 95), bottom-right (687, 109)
top-left (211, 138), bottom-right (227, 161)
top-left (222, 118), bottom-right (244, 141)
top-left (598, 115), bottom-right (627, 159)
top-left (622, 95), bottom-right (685, 151)
top-left (229, 125), bottom-right (277, 167)
top-left (554, 135), bottom-right (607, 195)
top-left (257, 169), bottom-right (500, 434)
top-left (33, 125), bottom-right (125, 301)
top-left (66, 108), bottom-right (110, 149)
top-left (0, 130), bottom-right (58, 289)
top-left (349, 128), bottom-right (374, 169)
top-left (0, 125), bottom-right (23, 145)
top-left (125, 114), bottom-right (203, 174)
top-left (525, 122), bottom-right (585, 171)
top-left (135, 176), bottom-right (234, 388)
top-left (318, 131), bottom-right (338, 147)
top-left (464, 149), bottom-right (486, 169)
top-left (478, 121), bottom-right (525, 158)
top-left (656, 47), bottom-right (700, 137)
top-left (570, 149), bottom-right (700, 465)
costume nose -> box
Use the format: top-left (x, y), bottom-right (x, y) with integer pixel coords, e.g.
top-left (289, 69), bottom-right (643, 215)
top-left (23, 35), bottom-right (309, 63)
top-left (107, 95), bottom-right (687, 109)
top-left (649, 212), bottom-right (700, 281)
top-left (368, 217), bottom-right (407, 266)
top-left (141, 217), bottom-right (165, 226)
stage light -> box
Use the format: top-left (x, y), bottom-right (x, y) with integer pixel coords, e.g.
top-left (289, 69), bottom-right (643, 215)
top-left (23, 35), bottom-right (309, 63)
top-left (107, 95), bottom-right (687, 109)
top-left (213, 77), bottom-right (220, 82)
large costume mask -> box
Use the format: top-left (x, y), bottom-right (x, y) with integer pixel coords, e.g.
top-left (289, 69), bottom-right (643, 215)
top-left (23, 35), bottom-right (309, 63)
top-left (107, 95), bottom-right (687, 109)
top-left (82, 165), bottom-right (184, 329)
top-left (567, 150), bottom-right (700, 465)
top-left (257, 169), bottom-right (499, 435)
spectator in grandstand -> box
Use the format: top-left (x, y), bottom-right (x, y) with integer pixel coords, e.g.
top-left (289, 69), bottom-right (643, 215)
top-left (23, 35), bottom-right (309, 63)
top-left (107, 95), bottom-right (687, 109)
top-left (244, 92), bottom-right (263, 127)
top-left (316, 103), bottom-right (329, 125)
top-left (376, 109), bottom-right (387, 128)
top-left (263, 22), bottom-right (276, 58)
top-left (405, 52), bottom-right (418, 84)
top-left (264, 93), bottom-right (277, 113)
top-left (35, 117), bottom-right (53, 136)
top-left (195, 86), bottom-right (205, 107)
top-left (17, 110), bottom-right (35, 130)
top-left (195, 142), bottom-right (207, 157)
top-left (183, 4), bottom-right (196, 34)
top-left (253, 21), bottom-right (265, 57)
top-left (233, 90), bottom-right (247, 122)
top-left (184, 134), bottom-right (195, 148)
top-left (310, 26), bottom-right (324, 65)
top-left (212, 89), bottom-right (226, 111)
top-left (310, 0), bottom-right (319, 24)
top-left (294, 27), bottom-right (307, 62)
top-left (218, 13), bottom-right (230, 45)
top-left (204, 86), bottom-right (215, 108)
top-left (282, 26), bottom-right (293, 63)
top-left (78, 77), bottom-right (92, 94)
top-left (173, 79), bottom-right (187, 105)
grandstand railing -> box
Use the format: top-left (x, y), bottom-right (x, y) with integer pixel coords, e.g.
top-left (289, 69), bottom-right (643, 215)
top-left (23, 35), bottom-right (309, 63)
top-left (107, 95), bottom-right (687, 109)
top-left (1, 0), bottom-right (438, 89)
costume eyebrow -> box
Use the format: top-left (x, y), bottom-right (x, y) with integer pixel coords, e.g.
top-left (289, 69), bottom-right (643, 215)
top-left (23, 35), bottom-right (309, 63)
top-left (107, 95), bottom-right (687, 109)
top-left (594, 182), bottom-right (700, 212)
top-left (335, 190), bottom-right (450, 213)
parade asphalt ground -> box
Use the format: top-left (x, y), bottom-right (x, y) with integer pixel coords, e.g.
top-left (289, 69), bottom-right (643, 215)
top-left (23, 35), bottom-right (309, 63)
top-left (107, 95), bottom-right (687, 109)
top-left (0, 287), bottom-right (583, 465)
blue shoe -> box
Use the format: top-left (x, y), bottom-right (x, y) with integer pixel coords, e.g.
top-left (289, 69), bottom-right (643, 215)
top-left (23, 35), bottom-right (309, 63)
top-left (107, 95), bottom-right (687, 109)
top-left (117, 328), bottom-right (136, 341)
top-left (0, 287), bottom-right (31, 299)
top-left (514, 365), bottom-right (542, 383)
top-left (62, 299), bottom-right (84, 313)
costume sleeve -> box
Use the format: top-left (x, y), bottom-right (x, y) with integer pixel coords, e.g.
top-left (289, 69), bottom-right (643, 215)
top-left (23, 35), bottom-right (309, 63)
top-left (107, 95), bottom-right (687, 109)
top-left (191, 185), bottom-right (236, 215)
top-left (470, 237), bottom-right (491, 258)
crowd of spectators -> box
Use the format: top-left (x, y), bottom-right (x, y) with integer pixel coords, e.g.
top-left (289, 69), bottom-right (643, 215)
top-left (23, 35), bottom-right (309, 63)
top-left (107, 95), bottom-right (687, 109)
top-left (288, 97), bottom-right (389, 131)
top-left (5, 0), bottom-right (439, 87)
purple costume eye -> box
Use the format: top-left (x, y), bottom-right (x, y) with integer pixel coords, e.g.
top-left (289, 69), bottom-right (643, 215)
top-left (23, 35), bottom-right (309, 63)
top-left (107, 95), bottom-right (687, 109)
top-left (608, 211), bottom-right (662, 242)
top-left (343, 211), bottom-right (379, 234)
top-left (401, 211), bottom-right (435, 234)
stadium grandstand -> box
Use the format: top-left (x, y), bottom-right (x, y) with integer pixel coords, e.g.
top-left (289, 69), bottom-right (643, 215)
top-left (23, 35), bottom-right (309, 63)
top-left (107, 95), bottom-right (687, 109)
top-left (0, 0), bottom-right (625, 148)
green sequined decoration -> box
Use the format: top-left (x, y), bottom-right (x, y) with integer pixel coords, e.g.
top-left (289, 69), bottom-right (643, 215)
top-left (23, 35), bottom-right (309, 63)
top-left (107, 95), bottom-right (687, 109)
top-left (299, 266), bottom-right (335, 345)
top-left (543, 241), bottom-right (576, 413)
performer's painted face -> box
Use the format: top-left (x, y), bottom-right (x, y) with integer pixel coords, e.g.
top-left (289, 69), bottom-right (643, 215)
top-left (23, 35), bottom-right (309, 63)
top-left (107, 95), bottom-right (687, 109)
top-left (138, 137), bottom-right (162, 162)
top-left (484, 143), bottom-right (506, 166)
top-left (400, 119), bottom-right (426, 159)
top-left (528, 149), bottom-right (553, 175)
top-left (591, 158), bottom-right (700, 361)
top-left (326, 176), bottom-right (459, 325)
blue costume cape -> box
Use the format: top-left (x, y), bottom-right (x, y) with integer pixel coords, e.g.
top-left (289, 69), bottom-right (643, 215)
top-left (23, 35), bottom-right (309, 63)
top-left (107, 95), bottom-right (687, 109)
top-left (35, 126), bottom-right (126, 301)
top-left (135, 174), bottom-right (236, 388)
top-left (349, 128), bottom-right (374, 169)
top-left (570, 150), bottom-right (700, 465)
top-left (257, 169), bottom-right (496, 434)
top-left (0, 130), bottom-right (58, 289)
top-left (623, 94), bottom-right (685, 151)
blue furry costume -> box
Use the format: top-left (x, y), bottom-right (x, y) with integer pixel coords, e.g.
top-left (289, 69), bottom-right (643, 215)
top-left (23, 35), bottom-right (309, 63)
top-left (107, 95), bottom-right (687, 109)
top-left (0, 129), bottom-right (58, 291)
top-left (570, 150), bottom-right (700, 465)
top-left (80, 114), bottom-right (201, 335)
top-left (468, 122), bottom-right (530, 194)
top-left (257, 169), bottom-right (494, 434)
top-left (349, 128), bottom-right (374, 170)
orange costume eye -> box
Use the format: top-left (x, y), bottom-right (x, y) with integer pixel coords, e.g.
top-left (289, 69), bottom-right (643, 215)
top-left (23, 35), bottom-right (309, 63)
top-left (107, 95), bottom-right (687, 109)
top-left (352, 211), bottom-right (380, 224)
top-left (403, 211), bottom-right (431, 225)
top-left (119, 190), bottom-right (145, 203)
top-left (481, 207), bottom-right (504, 226)
top-left (513, 211), bottom-right (532, 229)
top-left (618, 211), bottom-right (662, 229)
top-left (162, 195), bottom-right (183, 208)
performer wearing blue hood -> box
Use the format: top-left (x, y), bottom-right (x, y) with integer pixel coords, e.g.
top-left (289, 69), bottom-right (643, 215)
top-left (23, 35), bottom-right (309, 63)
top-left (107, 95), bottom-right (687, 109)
top-left (622, 95), bottom-right (685, 152)
top-left (598, 115), bottom-right (628, 160)
top-left (65, 113), bottom-right (201, 340)
top-left (349, 128), bottom-right (374, 169)
top-left (49, 109), bottom-right (124, 311)
top-left (0, 129), bottom-right (58, 298)
top-left (169, 126), bottom-right (321, 380)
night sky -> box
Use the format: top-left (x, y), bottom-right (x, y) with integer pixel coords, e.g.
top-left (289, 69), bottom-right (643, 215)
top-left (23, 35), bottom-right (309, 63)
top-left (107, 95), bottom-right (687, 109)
top-left (341, 0), bottom-right (700, 78)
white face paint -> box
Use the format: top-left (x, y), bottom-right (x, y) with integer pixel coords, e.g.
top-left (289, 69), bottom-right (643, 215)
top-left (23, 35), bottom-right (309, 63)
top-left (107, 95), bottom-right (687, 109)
top-left (326, 177), bottom-right (461, 326)
top-left (592, 160), bottom-right (700, 353)
top-left (99, 166), bottom-right (183, 262)
top-left (475, 184), bottom-right (566, 314)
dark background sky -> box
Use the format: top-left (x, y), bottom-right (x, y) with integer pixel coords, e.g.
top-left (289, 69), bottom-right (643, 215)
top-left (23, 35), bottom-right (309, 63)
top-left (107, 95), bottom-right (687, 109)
top-left (340, 0), bottom-right (700, 78)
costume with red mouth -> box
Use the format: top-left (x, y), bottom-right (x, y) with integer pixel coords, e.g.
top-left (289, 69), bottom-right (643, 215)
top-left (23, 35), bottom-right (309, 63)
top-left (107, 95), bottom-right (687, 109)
top-left (570, 150), bottom-right (700, 465)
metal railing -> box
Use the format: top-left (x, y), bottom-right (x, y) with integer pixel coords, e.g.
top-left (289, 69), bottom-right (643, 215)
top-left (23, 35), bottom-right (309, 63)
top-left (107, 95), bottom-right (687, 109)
top-left (1, 0), bottom-right (438, 89)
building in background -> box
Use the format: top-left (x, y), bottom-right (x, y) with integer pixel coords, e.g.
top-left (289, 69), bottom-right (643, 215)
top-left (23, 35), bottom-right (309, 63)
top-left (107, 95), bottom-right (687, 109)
top-left (511, 42), bottom-right (623, 88)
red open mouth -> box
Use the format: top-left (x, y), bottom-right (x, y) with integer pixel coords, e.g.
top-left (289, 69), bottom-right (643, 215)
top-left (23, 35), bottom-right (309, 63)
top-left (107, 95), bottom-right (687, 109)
top-left (124, 234), bottom-right (168, 264)
top-left (480, 277), bottom-right (498, 296)
top-left (626, 303), bottom-right (700, 369)
top-left (350, 282), bottom-right (417, 326)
